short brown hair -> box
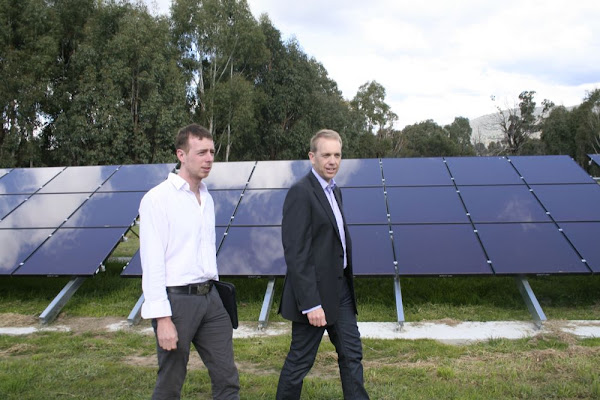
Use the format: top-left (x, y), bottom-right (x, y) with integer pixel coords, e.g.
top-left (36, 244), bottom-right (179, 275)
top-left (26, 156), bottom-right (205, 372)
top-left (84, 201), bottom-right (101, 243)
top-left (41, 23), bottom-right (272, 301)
top-left (309, 129), bottom-right (342, 153)
top-left (175, 124), bottom-right (212, 152)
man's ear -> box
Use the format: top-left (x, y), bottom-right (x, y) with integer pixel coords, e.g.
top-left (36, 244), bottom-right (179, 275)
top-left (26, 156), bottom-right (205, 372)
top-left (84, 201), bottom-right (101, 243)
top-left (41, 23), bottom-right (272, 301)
top-left (176, 148), bottom-right (186, 163)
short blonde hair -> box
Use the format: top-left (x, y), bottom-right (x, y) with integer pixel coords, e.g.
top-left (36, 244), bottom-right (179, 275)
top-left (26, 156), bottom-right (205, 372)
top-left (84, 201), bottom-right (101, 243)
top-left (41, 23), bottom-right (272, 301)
top-left (309, 129), bottom-right (342, 153)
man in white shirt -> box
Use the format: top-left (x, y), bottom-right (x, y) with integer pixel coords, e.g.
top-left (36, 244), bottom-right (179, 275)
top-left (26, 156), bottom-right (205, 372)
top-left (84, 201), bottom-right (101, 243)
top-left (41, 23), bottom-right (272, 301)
top-left (139, 124), bottom-right (240, 400)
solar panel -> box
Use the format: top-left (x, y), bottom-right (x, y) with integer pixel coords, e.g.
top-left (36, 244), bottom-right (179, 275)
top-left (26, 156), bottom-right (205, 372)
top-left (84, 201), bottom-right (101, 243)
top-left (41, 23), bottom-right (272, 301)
top-left (0, 194), bottom-right (29, 220)
top-left (0, 229), bottom-right (54, 275)
top-left (445, 156), bottom-right (523, 185)
top-left (203, 161), bottom-right (255, 190)
top-left (474, 223), bottom-right (589, 275)
top-left (348, 225), bottom-right (395, 275)
top-left (210, 190), bottom-right (243, 226)
top-left (0, 193), bottom-right (90, 228)
top-left (0, 167), bottom-right (64, 194)
top-left (231, 189), bottom-right (287, 226)
top-left (334, 158), bottom-right (382, 187)
top-left (589, 154), bottom-right (600, 167)
top-left (341, 187), bottom-right (388, 224)
top-left (216, 226), bottom-right (285, 276)
top-left (121, 227), bottom-right (227, 277)
top-left (381, 158), bottom-right (452, 186)
top-left (509, 155), bottom-right (594, 184)
top-left (459, 185), bottom-right (551, 223)
top-left (531, 184), bottom-right (600, 222)
top-left (558, 222), bottom-right (600, 273)
top-left (247, 160), bottom-right (311, 189)
top-left (38, 165), bottom-right (119, 193)
top-left (392, 224), bottom-right (491, 276)
top-left (13, 227), bottom-right (127, 276)
top-left (62, 192), bottom-right (145, 228)
top-left (98, 163), bottom-right (175, 192)
top-left (387, 186), bottom-right (469, 224)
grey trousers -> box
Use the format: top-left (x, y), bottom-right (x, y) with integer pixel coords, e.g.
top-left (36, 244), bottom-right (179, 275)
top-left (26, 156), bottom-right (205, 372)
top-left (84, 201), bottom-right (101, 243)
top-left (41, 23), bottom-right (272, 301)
top-left (151, 286), bottom-right (240, 400)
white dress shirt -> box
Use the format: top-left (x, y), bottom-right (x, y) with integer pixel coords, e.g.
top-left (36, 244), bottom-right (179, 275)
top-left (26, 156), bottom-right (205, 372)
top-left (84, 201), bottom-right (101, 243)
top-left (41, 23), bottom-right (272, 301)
top-left (139, 173), bottom-right (218, 319)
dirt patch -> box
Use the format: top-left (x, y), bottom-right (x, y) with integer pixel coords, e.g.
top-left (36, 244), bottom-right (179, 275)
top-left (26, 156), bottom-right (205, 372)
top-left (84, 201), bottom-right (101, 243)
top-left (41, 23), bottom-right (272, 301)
top-left (0, 313), bottom-right (38, 327)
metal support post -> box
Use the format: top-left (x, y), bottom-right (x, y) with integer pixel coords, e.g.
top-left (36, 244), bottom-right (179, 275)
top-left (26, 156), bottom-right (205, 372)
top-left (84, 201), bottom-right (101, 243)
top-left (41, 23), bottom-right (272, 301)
top-left (394, 275), bottom-right (405, 331)
top-left (258, 278), bottom-right (276, 330)
top-left (514, 275), bottom-right (546, 329)
top-left (128, 294), bottom-right (145, 325)
top-left (39, 277), bottom-right (87, 325)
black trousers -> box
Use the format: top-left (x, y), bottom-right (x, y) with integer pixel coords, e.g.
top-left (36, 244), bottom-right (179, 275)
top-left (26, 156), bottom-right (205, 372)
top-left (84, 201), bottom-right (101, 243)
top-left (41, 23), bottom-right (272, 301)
top-left (151, 286), bottom-right (240, 400)
top-left (276, 278), bottom-right (369, 400)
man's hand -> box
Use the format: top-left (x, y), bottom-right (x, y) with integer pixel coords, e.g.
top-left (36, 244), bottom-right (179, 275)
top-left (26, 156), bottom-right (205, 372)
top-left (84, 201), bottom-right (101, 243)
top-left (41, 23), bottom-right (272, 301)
top-left (307, 308), bottom-right (327, 327)
top-left (156, 317), bottom-right (178, 350)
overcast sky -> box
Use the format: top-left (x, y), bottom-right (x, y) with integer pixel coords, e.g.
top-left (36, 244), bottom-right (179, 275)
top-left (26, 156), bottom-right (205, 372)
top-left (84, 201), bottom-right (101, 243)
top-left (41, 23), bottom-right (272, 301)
top-left (142, 0), bottom-right (600, 129)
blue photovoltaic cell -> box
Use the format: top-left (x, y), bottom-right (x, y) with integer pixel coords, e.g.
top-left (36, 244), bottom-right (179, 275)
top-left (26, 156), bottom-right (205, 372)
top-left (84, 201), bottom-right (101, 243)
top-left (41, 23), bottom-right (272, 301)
top-left (98, 163), bottom-right (175, 192)
top-left (334, 158), bottom-right (382, 187)
top-left (121, 227), bottom-right (227, 277)
top-left (589, 154), bottom-right (600, 167)
top-left (459, 185), bottom-right (551, 223)
top-left (348, 225), bottom-right (395, 275)
top-left (475, 223), bottom-right (589, 275)
top-left (247, 160), bottom-right (311, 189)
top-left (0, 195), bottom-right (29, 220)
top-left (341, 187), bottom-right (388, 224)
top-left (14, 227), bottom-right (126, 276)
top-left (387, 186), bottom-right (469, 224)
top-left (38, 165), bottom-right (118, 193)
top-left (559, 222), bottom-right (600, 273)
top-left (231, 189), bottom-right (287, 226)
top-left (0, 193), bottom-right (89, 228)
top-left (62, 191), bottom-right (145, 228)
top-left (531, 184), bottom-right (600, 222)
top-left (392, 224), bottom-right (491, 276)
top-left (216, 226), bottom-right (285, 276)
top-left (445, 156), bottom-right (523, 185)
top-left (381, 158), bottom-right (452, 186)
top-left (203, 161), bottom-right (255, 190)
top-left (0, 229), bottom-right (53, 275)
top-left (0, 167), bottom-right (64, 194)
top-left (510, 155), bottom-right (594, 184)
top-left (210, 190), bottom-right (243, 226)
top-left (0, 169), bottom-right (11, 179)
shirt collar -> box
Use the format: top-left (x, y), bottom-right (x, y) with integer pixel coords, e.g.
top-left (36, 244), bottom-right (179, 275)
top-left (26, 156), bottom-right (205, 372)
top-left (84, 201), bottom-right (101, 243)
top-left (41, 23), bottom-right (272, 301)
top-left (311, 168), bottom-right (337, 192)
top-left (167, 172), bottom-right (207, 193)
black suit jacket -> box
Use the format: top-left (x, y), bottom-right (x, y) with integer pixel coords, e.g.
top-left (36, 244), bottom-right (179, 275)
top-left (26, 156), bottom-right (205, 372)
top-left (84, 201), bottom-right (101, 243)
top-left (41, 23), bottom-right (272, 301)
top-left (278, 171), bottom-right (358, 324)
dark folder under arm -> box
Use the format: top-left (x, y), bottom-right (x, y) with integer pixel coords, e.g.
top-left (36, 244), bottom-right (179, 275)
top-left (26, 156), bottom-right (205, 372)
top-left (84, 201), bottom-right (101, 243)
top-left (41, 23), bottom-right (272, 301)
top-left (212, 280), bottom-right (238, 329)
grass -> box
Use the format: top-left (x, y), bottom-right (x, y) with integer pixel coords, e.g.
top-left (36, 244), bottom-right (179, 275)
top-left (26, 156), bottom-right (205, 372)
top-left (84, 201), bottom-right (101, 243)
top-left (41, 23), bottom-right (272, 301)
top-left (1, 226), bottom-right (599, 398)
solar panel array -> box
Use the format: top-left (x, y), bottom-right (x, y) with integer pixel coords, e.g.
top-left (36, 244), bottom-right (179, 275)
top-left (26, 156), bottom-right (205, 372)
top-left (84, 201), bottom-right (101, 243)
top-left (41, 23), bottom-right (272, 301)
top-left (1, 155), bottom-right (598, 279)
top-left (0, 164), bottom-right (175, 276)
top-left (590, 154), bottom-right (600, 168)
top-left (122, 155), bottom-right (599, 278)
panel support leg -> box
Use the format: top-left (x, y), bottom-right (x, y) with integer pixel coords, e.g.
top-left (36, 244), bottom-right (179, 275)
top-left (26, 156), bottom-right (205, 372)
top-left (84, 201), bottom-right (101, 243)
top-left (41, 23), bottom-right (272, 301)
top-left (394, 275), bottom-right (405, 331)
top-left (258, 278), bottom-right (276, 330)
top-left (39, 277), bottom-right (87, 325)
top-left (514, 275), bottom-right (546, 329)
top-left (128, 294), bottom-right (144, 325)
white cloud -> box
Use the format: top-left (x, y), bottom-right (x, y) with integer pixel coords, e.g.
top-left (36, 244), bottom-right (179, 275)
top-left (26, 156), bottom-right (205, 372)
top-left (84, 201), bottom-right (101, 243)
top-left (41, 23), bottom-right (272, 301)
top-left (142, 0), bottom-right (600, 128)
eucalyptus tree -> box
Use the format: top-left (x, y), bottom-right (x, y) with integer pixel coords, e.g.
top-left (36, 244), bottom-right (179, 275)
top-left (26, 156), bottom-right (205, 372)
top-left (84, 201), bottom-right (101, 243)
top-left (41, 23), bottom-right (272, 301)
top-left (444, 116), bottom-right (475, 156)
top-left (0, 0), bottom-right (56, 166)
top-left (49, 2), bottom-right (187, 165)
top-left (350, 80), bottom-right (398, 137)
top-left (397, 120), bottom-right (458, 157)
top-left (171, 0), bottom-right (268, 160)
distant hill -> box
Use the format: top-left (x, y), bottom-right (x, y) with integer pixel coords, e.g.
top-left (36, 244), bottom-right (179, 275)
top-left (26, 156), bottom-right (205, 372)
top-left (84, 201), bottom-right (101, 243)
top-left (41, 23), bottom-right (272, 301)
top-left (470, 105), bottom-right (576, 145)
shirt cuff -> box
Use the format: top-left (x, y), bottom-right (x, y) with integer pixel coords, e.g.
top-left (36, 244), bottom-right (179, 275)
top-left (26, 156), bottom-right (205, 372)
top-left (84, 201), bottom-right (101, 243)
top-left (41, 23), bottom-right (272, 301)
top-left (302, 305), bottom-right (322, 314)
top-left (140, 298), bottom-right (172, 319)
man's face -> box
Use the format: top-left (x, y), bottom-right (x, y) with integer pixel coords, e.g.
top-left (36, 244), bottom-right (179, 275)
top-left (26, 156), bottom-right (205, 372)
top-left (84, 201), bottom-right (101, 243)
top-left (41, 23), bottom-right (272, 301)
top-left (177, 136), bottom-right (215, 182)
top-left (309, 137), bottom-right (342, 183)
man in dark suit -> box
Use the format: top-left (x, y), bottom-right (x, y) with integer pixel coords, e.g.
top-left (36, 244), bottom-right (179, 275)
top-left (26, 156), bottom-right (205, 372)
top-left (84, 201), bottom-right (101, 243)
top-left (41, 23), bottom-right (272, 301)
top-left (276, 129), bottom-right (369, 399)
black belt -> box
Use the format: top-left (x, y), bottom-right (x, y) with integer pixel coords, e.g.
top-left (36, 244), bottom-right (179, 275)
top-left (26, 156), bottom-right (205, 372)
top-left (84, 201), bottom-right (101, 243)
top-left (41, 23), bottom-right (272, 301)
top-left (167, 281), bottom-right (213, 295)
